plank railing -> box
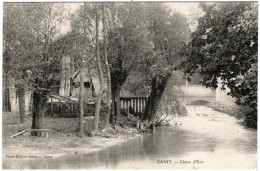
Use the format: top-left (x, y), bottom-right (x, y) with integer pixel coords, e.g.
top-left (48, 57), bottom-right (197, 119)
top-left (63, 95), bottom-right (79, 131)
top-left (120, 97), bottom-right (148, 114)
top-left (47, 96), bottom-right (148, 115)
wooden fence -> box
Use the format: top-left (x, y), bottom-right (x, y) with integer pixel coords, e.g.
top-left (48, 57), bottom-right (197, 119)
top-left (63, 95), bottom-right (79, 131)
top-left (49, 95), bottom-right (149, 115)
top-left (120, 97), bottom-right (148, 114)
top-left (3, 92), bottom-right (148, 115)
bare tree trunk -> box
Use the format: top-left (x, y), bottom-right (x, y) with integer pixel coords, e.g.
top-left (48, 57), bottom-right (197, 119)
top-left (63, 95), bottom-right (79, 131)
top-left (17, 87), bottom-right (25, 124)
top-left (59, 56), bottom-right (65, 96)
top-left (115, 87), bottom-right (121, 126)
top-left (78, 67), bottom-right (84, 137)
top-left (31, 90), bottom-right (47, 136)
top-left (59, 56), bottom-right (71, 97)
top-left (9, 79), bottom-right (19, 115)
top-left (102, 3), bottom-right (111, 129)
top-left (42, 101), bottom-right (46, 118)
top-left (111, 75), bottom-right (125, 128)
top-left (64, 56), bottom-right (71, 96)
top-left (94, 3), bottom-right (104, 132)
top-left (110, 89), bottom-right (116, 124)
top-left (142, 76), bottom-right (169, 125)
top-left (110, 72), bottom-right (127, 127)
top-left (71, 57), bottom-right (74, 78)
top-left (24, 89), bottom-right (32, 115)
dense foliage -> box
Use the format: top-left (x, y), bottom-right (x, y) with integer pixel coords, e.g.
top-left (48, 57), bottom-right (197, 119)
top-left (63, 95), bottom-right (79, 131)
top-left (140, 4), bottom-right (190, 123)
top-left (4, 3), bottom-right (68, 86)
top-left (181, 2), bottom-right (257, 127)
top-left (3, 3), bottom-right (70, 130)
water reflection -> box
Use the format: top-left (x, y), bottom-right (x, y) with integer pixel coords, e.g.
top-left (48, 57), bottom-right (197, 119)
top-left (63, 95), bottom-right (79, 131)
top-left (3, 106), bottom-right (257, 169)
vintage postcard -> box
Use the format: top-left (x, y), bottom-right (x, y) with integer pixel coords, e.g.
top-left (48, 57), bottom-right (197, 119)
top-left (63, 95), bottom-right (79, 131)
top-left (2, 1), bottom-right (257, 170)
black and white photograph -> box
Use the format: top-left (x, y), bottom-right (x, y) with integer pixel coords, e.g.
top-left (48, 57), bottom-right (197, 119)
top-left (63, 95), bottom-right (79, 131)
top-left (2, 1), bottom-right (258, 170)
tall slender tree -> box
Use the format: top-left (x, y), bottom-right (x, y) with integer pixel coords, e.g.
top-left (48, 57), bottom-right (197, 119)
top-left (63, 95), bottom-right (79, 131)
top-left (94, 3), bottom-right (104, 132)
top-left (102, 3), bottom-right (112, 129)
top-left (78, 64), bottom-right (84, 137)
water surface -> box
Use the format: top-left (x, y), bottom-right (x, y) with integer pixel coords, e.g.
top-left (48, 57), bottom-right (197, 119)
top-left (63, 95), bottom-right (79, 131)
top-left (3, 106), bottom-right (257, 169)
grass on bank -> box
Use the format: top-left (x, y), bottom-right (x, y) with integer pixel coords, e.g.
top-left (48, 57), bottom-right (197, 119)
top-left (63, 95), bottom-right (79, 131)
top-left (2, 111), bottom-right (140, 157)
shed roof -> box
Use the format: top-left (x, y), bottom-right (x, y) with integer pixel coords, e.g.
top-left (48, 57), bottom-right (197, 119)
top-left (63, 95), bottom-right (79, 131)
top-left (72, 68), bottom-right (91, 83)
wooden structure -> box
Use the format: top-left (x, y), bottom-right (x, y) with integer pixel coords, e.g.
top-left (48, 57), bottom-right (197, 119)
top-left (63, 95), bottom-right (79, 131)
top-left (71, 68), bottom-right (96, 99)
top-left (120, 97), bottom-right (148, 114)
top-left (9, 129), bottom-right (50, 138)
top-left (10, 130), bottom-right (26, 138)
top-left (48, 95), bottom-right (149, 115)
top-left (49, 94), bottom-right (78, 114)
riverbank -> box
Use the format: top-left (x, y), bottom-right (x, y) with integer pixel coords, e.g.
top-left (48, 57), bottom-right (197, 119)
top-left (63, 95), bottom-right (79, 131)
top-left (2, 113), bottom-right (142, 162)
top-left (206, 102), bottom-right (239, 117)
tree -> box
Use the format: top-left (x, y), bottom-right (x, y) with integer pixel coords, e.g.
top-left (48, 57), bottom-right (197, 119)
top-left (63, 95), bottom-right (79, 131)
top-left (16, 80), bottom-right (25, 123)
top-left (102, 3), bottom-right (112, 129)
top-left (3, 3), bottom-right (43, 123)
top-left (106, 3), bottom-right (153, 126)
top-left (69, 3), bottom-right (97, 135)
top-left (121, 68), bottom-right (151, 97)
top-left (181, 2), bottom-right (257, 127)
top-left (77, 3), bottom-right (87, 137)
top-left (78, 66), bottom-right (84, 137)
top-left (141, 4), bottom-right (190, 125)
top-left (93, 3), bottom-right (104, 132)
top-left (3, 3), bottom-right (69, 134)
top-left (157, 71), bottom-right (186, 117)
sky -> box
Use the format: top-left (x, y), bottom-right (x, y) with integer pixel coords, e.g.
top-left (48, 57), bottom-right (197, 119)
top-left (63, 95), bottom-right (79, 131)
top-left (60, 3), bottom-right (82, 34)
top-left (164, 2), bottom-right (203, 31)
top-left (165, 2), bottom-right (200, 16)
top-left (60, 2), bottom-right (202, 34)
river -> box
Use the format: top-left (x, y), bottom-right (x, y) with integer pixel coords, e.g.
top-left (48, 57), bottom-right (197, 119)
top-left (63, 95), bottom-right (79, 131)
top-left (3, 105), bottom-right (257, 169)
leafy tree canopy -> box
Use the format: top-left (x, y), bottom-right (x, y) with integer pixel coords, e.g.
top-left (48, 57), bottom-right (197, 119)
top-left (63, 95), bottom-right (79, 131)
top-left (3, 3), bottom-right (69, 89)
top-left (181, 2), bottom-right (257, 126)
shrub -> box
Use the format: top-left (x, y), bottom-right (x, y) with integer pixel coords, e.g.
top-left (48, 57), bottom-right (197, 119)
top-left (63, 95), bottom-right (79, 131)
top-left (45, 103), bottom-right (107, 118)
top-left (190, 100), bottom-right (210, 105)
top-left (158, 86), bottom-right (185, 115)
top-left (177, 103), bottom-right (187, 116)
top-left (237, 105), bottom-right (257, 128)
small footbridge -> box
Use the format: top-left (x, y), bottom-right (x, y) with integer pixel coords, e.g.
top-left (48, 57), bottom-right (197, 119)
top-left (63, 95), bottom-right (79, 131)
top-left (180, 85), bottom-right (216, 105)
